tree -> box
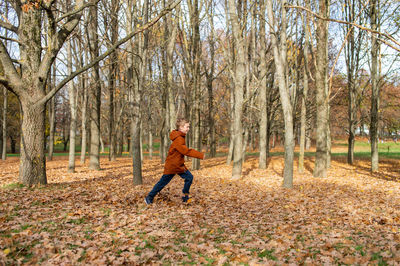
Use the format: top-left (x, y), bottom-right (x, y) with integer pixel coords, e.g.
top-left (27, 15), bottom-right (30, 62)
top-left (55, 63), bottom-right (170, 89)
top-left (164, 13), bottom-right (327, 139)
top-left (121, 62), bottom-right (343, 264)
top-left (0, 0), bottom-right (181, 185)
top-left (370, 0), bottom-right (380, 172)
top-left (227, 0), bottom-right (246, 180)
top-left (313, 0), bottom-right (330, 178)
top-left (266, 0), bottom-right (295, 188)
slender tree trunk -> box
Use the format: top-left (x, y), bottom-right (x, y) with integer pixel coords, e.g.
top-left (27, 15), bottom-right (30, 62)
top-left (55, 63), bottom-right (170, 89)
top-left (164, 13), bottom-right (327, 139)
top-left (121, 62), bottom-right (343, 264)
top-left (313, 0), bottom-right (330, 178)
top-left (267, 0), bottom-right (294, 188)
top-left (206, 2), bottom-right (216, 157)
top-left (108, 0), bottom-right (120, 162)
top-left (191, 0), bottom-right (201, 170)
top-left (370, 0), bottom-right (379, 172)
top-left (299, 4), bottom-right (311, 173)
top-left (228, 0), bottom-right (245, 180)
top-left (2, 87), bottom-right (7, 160)
top-left (226, 87), bottom-right (234, 165)
top-left (48, 64), bottom-right (56, 161)
top-left (149, 127), bottom-right (153, 159)
top-left (68, 40), bottom-right (77, 173)
top-left (89, 3), bottom-right (101, 170)
top-left (259, 0), bottom-right (268, 169)
top-left (80, 71), bottom-right (88, 164)
top-left (299, 65), bottom-right (309, 173)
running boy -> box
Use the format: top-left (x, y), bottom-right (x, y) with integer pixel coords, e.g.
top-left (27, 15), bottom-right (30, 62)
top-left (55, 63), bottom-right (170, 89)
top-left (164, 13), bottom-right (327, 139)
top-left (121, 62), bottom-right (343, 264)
top-left (145, 118), bottom-right (205, 204)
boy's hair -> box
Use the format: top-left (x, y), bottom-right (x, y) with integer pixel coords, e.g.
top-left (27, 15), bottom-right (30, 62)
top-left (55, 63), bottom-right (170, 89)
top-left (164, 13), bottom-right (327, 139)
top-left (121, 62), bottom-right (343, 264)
top-left (176, 117), bottom-right (189, 130)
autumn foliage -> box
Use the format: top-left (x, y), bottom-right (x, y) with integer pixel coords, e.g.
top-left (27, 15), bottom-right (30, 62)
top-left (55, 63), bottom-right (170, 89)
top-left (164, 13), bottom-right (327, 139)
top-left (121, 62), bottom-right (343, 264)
top-left (1, 151), bottom-right (399, 264)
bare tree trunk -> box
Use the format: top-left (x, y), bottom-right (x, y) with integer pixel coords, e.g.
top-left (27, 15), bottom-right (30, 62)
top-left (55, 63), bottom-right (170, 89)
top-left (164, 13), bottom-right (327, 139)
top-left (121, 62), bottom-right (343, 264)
top-left (68, 40), bottom-right (77, 173)
top-left (20, 101), bottom-right (47, 185)
top-left (48, 63), bottom-right (56, 161)
top-left (80, 71), bottom-right (88, 164)
top-left (108, 0), bottom-right (120, 162)
top-left (298, 2), bottom-right (311, 173)
top-left (163, 2), bottom-right (178, 161)
top-left (226, 87), bottom-right (234, 165)
top-left (267, 0), bottom-right (294, 188)
top-left (89, 2), bottom-right (101, 170)
top-left (149, 127), bottom-right (153, 159)
top-left (370, 0), bottom-right (379, 172)
top-left (259, 0), bottom-right (268, 169)
top-left (205, 1), bottom-right (216, 157)
top-left (191, 0), bottom-right (201, 170)
top-left (227, 0), bottom-right (245, 180)
top-left (313, 0), bottom-right (330, 178)
top-left (2, 87), bottom-right (7, 160)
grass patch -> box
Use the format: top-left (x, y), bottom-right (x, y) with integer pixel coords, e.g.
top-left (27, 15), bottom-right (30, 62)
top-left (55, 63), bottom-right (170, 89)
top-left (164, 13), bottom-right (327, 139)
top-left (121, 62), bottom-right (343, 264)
top-left (258, 248), bottom-right (277, 261)
top-left (2, 183), bottom-right (24, 189)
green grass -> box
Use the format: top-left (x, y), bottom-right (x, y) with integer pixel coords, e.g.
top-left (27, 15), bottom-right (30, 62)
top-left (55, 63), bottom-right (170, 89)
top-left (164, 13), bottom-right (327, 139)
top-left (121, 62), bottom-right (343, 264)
top-left (2, 183), bottom-right (24, 189)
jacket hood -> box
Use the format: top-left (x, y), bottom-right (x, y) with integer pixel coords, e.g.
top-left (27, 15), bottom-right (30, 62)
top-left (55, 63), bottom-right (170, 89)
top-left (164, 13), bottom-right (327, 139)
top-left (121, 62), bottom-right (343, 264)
top-left (170, 130), bottom-right (185, 141)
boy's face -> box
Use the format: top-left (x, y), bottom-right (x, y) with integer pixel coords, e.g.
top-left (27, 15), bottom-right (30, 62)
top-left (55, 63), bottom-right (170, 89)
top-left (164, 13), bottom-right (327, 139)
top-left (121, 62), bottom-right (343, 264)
top-left (179, 123), bottom-right (190, 134)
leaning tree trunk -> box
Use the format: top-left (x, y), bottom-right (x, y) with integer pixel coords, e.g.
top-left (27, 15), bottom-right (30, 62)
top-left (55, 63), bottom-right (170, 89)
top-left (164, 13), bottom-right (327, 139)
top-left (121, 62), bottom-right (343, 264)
top-left (370, 0), bottom-right (379, 172)
top-left (313, 0), bottom-right (330, 178)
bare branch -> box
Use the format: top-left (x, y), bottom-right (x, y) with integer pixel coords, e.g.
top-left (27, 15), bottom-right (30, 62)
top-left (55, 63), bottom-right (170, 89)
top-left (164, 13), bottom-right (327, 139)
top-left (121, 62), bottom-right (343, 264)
top-left (0, 40), bottom-right (23, 94)
top-left (38, 0), bottom-right (85, 82)
top-left (55, 0), bottom-right (100, 23)
top-left (0, 18), bottom-right (18, 33)
top-left (0, 35), bottom-right (20, 44)
top-left (36, 0), bottom-right (182, 107)
top-left (286, 4), bottom-right (400, 52)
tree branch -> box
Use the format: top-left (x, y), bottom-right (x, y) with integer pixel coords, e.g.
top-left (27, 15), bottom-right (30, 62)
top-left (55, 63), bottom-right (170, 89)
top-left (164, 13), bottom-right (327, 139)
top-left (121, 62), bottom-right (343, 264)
top-left (0, 40), bottom-right (23, 94)
top-left (36, 0), bottom-right (182, 107)
top-left (55, 0), bottom-right (100, 23)
top-left (285, 4), bottom-right (400, 52)
top-left (38, 0), bottom-right (85, 82)
top-left (0, 19), bottom-right (18, 33)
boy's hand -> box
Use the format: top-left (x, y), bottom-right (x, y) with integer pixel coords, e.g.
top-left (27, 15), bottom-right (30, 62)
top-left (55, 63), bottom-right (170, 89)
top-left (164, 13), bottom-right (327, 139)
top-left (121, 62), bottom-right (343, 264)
top-left (203, 154), bottom-right (206, 160)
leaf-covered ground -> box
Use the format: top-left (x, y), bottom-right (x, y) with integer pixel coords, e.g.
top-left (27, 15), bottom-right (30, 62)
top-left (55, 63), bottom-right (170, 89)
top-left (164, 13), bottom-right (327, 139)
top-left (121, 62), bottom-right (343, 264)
top-left (1, 155), bottom-right (400, 265)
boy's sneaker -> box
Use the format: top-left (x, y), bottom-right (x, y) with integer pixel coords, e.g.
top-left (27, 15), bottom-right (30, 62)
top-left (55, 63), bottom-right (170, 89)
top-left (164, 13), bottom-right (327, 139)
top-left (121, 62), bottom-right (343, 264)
top-left (145, 196), bottom-right (153, 205)
top-left (182, 195), bottom-right (191, 203)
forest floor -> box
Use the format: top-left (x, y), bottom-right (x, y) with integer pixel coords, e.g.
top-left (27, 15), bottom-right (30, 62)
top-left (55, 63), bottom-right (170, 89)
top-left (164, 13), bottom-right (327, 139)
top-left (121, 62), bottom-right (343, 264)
top-left (1, 149), bottom-right (400, 265)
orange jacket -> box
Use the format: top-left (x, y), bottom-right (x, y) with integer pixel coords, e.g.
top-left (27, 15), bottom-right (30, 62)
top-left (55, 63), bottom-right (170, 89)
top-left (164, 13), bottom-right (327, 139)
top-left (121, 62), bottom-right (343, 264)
top-left (163, 130), bottom-right (204, 174)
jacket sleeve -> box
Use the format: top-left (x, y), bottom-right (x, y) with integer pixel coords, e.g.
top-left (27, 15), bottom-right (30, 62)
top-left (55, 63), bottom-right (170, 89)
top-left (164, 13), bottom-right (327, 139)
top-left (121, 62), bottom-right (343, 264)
top-left (175, 137), bottom-right (204, 159)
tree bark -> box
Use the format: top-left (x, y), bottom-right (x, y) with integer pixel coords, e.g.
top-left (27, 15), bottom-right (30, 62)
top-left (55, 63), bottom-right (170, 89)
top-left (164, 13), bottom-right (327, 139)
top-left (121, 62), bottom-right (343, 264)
top-left (67, 39), bottom-right (77, 173)
top-left (227, 0), bottom-right (245, 180)
top-left (313, 0), bottom-right (330, 178)
top-left (80, 71), bottom-right (88, 164)
top-left (48, 63), bottom-right (56, 161)
top-left (370, 0), bottom-right (379, 172)
top-left (298, 1), bottom-right (311, 173)
top-left (20, 101), bottom-right (47, 185)
top-left (267, 0), bottom-right (294, 188)
top-left (259, 0), bottom-right (268, 169)
top-left (88, 2), bottom-right (101, 171)
top-left (2, 86), bottom-right (7, 160)
top-left (191, 0), bottom-right (201, 170)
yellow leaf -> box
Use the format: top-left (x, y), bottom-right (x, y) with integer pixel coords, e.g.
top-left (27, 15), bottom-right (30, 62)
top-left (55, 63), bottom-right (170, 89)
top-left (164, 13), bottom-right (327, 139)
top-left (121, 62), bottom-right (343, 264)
top-left (3, 248), bottom-right (11, 255)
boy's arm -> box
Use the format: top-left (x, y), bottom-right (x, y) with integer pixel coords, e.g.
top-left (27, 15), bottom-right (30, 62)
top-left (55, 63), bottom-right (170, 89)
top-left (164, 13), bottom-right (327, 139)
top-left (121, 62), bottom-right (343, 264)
top-left (175, 138), bottom-right (204, 159)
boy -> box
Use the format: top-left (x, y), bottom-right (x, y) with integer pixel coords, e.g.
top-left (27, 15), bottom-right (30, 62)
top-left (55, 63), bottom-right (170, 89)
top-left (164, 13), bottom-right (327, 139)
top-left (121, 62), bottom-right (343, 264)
top-left (145, 118), bottom-right (205, 204)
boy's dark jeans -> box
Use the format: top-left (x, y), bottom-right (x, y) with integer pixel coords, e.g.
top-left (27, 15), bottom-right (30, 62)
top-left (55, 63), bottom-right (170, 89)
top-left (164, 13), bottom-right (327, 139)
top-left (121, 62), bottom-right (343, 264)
top-left (147, 170), bottom-right (193, 200)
